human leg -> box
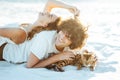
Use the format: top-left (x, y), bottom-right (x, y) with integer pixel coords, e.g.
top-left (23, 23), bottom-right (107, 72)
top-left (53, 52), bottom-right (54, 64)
top-left (0, 28), bottom-right (26, 44)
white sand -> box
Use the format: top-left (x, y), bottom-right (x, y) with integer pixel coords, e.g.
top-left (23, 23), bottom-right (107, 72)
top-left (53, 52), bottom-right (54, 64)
top-left (0, 1), bottom-right (120, 80)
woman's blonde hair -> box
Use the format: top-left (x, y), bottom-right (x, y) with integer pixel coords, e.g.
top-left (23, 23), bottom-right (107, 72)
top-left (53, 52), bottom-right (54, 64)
top-left (27, 18), bottom-right (60, 40)
top-left (27, 17), bottom-right (88, 49)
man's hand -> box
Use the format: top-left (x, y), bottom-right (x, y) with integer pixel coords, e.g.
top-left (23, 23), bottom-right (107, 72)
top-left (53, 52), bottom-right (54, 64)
top-left (58, 51), bottom-right (75, 60)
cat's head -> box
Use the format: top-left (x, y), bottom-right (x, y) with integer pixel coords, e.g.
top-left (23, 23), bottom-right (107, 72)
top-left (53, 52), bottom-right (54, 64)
top-left (81, 50), bottom-right (97, 67)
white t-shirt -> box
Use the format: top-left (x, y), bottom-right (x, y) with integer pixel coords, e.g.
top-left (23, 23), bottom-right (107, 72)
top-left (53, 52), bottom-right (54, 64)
top-left (3, 31), bottom-right (59, 63)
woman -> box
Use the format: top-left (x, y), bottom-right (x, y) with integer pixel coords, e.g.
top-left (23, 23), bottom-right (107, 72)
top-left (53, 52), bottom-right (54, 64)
top-left (0, 0), bottom-right (80, 44)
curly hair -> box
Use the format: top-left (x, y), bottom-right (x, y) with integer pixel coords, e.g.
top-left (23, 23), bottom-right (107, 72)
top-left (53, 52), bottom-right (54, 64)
top-left (57, 18), bottom-right (88, 49)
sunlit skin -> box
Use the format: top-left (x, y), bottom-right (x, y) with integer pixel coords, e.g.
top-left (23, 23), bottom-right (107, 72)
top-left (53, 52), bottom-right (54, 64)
top-left (31, 12), bottom-right (58, 28)
top-left (55, 31), bottom-right (72, 51)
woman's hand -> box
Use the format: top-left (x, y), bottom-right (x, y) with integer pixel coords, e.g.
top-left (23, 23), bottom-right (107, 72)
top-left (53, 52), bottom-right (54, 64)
top-left (32, 12), bottom-right (58, 27)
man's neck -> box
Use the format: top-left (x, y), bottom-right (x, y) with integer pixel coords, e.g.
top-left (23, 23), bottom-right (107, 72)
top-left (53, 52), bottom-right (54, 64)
top-left (55, 45), bottom-right (64, 52)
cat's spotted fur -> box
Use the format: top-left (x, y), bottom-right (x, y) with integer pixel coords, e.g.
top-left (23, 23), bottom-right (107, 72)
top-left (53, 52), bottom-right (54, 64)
top-left (46, 50), bottom-right (98, 72)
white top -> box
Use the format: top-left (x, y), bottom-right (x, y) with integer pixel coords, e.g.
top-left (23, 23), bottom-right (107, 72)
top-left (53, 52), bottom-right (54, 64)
top-left (3, 31), bottom-right (59, 63)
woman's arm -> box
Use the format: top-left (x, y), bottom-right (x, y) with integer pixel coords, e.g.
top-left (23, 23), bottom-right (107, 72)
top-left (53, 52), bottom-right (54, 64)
top-left (44, 0), bottom-right (80, 16)
top-left (26, 51), bottom-right (74, 68)
top-left (31, 0), bottom-right (80, 30)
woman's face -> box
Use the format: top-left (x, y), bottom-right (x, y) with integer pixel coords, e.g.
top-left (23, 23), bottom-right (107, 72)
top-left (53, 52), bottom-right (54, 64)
top-left (33, 12), bottom-right (58, 27)
top-left (55, 31), bottom-right (72, 48)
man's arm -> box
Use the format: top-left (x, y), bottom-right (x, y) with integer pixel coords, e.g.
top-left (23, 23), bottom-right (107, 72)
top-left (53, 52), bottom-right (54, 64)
top-left (26, 51), bottom-right (74, 68)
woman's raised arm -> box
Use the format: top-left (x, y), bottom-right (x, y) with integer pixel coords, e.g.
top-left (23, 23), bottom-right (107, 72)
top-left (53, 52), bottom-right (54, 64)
top-left (43, 0), bottom-right (80, 16)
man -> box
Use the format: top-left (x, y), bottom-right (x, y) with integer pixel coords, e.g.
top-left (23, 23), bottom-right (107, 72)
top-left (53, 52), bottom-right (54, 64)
top-left (0, 0), bottom-right (87, 68)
